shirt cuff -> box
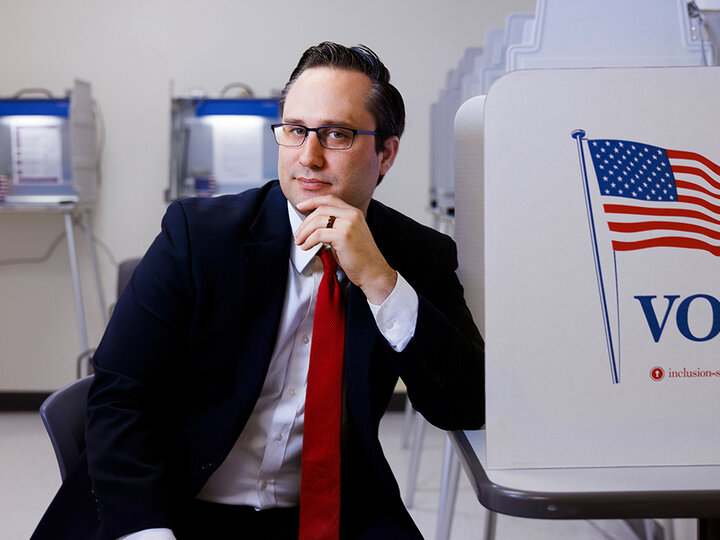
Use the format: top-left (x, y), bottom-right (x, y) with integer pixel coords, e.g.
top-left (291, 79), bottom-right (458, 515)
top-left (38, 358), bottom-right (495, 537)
top-left (118, 529), bottom-right (176, 540)
top-left (368, 272), bottom-right (418, 352)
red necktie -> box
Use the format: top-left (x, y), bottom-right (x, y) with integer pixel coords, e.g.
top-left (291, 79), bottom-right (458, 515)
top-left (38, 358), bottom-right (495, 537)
top-left (299, 248), bottom-right (345, 540)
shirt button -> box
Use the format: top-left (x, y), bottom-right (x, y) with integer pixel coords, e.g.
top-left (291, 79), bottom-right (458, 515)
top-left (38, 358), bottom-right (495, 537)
top-left (385, 320), bottom-right (395, 330)
top-left (288, 389), bottom-right (297, 397)
top-left (275, 433), bottom-right (283, 442)
top-left (261, 480), bottom-right (268, 490)
top-left (302, 335), bottom-right (310, 344)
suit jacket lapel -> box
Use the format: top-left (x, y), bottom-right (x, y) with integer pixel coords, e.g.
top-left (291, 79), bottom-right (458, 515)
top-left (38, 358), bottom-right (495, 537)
top-left (234, 185), bottom-right (292, 411)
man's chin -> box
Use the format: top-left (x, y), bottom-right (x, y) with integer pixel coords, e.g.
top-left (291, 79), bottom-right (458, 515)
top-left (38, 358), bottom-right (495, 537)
top-left (292, 186), bottom-right (334, 209)
top-left (286, 195), bottom-right (315, 217)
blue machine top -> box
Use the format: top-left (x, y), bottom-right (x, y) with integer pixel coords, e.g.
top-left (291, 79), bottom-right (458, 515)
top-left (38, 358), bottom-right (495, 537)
top-left (0, 99), bottom-right (70, 117)
top-left (194, 98), bottom-right (279, 117)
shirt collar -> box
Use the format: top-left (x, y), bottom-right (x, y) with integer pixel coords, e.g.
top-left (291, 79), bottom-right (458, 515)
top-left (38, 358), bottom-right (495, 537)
top-left (287, 201), bottom-right (321, 275)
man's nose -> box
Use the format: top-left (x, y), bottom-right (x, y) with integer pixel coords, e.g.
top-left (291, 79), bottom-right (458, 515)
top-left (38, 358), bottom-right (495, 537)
top-left (299, 131), bottom-right (325, 168)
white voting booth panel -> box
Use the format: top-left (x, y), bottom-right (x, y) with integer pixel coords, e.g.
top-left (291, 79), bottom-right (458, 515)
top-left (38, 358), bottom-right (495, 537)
top-left (478, 66), bottom-right (720, 470)
top-left (506, 0), bottom-right (713, 70)
top-left (454, 95), bottom-right (486, 338)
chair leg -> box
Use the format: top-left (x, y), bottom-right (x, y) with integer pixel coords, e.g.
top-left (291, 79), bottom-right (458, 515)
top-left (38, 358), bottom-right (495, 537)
top-left (404, 413), bottom-right (427, 508)
top-left (660, 519), bottom-right (675, 540)
top-left (435, 436), bottom-right (460, 540)
top-left (646, 519), bottom-right (667, 540)
top-left (626, 519), bottom-right (666, 540)
top-left (401, 396), bottom-right (415, 449)
top-left (644, 519), bottom-right (655, 540)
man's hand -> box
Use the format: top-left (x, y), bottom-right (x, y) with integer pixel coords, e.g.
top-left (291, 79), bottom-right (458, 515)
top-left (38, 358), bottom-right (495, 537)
top-left (295, 195), bottom-right (397, 305)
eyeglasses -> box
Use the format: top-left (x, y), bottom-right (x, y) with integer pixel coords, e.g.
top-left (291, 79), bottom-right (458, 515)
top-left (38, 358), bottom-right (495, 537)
top-left (271, 123), bottom-right (382, 150)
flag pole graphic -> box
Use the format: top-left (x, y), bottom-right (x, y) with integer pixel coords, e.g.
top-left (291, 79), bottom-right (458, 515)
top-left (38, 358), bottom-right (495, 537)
top-left (572, 129), bottom-right (620, 384)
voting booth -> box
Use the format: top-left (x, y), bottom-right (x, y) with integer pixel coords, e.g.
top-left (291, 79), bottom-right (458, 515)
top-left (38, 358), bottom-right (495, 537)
top-left (167, 97), bottom-right (279, 201)
top-left (0, 80), bottom-right (104, 366)
top-left (459, 66), bottom-right (720, 470)
top-left (449, 0), bottom-right (720, 475)
top-left (0, 80), bottom-right (98, 205)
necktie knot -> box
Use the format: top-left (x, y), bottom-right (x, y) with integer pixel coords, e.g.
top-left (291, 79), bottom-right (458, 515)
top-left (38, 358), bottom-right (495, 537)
top-left (319, 248), bottom-right (338, 275)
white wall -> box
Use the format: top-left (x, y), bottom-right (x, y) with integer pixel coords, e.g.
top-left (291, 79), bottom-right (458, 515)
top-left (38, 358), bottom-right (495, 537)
top-left (0, 0), bottom-right (536, 391)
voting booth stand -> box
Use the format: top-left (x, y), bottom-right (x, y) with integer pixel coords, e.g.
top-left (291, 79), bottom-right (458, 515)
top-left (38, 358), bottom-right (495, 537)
top-left (0, 81), bottom-right (105, 369)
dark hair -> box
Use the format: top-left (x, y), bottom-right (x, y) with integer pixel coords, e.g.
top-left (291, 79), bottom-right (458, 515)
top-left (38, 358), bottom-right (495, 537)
top-left (279, 41), bottom-right (405, 155)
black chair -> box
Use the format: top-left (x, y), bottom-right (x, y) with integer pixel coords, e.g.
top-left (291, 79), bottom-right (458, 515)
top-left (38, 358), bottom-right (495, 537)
top-left (117, 257), bottom-right (141, 299)
top-left (39, 376), bottom-right (94, 481)
top-left (76, 258), bottom-right (141, 377)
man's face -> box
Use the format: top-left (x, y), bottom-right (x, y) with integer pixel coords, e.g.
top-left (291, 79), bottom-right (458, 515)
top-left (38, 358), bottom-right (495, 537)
top-left (278, 67), bottom-right (398, 214)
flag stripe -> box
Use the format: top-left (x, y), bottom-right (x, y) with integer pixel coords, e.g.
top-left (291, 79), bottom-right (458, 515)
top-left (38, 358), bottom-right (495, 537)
top-left (672, 165), bottom-right (720, 191)
top-left (678, 194), bottom-right (720, 216)
top-left (666, 149), bottom-right (720, 176)
top-left (675, 178), bottom-right (720, 201)
top-left (603, 204), bottom-right (720, 226)
top-left (608, 220), bottom-right (720, 241)
top-left (612, 237), bottom-right (720, 256)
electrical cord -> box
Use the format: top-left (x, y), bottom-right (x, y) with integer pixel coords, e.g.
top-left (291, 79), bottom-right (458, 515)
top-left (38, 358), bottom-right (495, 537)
top-left (0, 214), bottom-right (119, 268)
top-left (75, 216), bottom-right (119, 268)
top-left (0, 228), bottom-right (66, 267)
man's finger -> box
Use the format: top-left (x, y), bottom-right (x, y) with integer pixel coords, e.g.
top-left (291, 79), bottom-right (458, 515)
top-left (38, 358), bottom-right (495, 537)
top-left (294, 206), bottom-right (352, 245)
top-left (296, 194), bottom-right (352, 213)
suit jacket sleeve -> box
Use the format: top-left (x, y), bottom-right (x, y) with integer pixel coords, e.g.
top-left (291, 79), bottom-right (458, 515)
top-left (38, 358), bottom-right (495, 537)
top-left (85, 201), bottom-right (195, 539)
top-left (371, 203), bottom-right (485, 431)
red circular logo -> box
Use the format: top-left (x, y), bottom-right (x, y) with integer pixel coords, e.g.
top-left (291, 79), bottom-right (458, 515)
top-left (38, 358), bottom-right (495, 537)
top-left (650, 367), bottom-right (665, 381)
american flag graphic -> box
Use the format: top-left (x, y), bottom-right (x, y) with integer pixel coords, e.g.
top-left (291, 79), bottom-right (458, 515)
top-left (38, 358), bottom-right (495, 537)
top-left (587, 139), bottom-right (720, 257)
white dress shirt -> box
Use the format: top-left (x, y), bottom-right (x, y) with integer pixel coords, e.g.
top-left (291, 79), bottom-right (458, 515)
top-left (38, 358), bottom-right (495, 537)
top-left (119, 202), bottom-right (419, 540)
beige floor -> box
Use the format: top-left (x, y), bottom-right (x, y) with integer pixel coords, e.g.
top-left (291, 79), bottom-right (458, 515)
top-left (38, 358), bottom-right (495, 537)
top-left (0, 410), bottom-right (697, 540)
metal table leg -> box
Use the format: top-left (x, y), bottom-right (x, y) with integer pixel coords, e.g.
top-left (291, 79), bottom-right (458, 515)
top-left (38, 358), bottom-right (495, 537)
top-left (81, 209), bottom-right (107, 324)
top-left (402, 397), bottom-right (415, 449)
top-left (405, 413), bottom-right (427, 508)
top-left (484, 510), bottom-right (497, 540)
top-left (64, 211), bottom-right (89, 356)
top-left (436, 435), bottom-right (460, 540)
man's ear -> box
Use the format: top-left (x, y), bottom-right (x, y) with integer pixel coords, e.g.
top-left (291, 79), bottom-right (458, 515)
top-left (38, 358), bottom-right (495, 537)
top-left (378, 136), bottom-right (400, 177)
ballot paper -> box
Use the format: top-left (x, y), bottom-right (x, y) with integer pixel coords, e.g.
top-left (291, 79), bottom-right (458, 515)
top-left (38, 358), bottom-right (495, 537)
top-left (11, 124), bottom-right (63, 184)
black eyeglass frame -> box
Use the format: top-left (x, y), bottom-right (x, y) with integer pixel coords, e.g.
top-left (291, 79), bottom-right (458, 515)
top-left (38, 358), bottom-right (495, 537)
top-left (270, 123), bottom-right (384, 150)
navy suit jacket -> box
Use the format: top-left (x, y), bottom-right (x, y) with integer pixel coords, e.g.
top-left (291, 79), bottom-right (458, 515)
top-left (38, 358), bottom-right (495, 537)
top-left (35, 181), bottom-right (484, 540)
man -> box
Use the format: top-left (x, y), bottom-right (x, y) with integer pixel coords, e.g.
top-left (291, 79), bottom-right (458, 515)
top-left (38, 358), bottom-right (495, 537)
top-left (34, 42), bottom-right (483, 540)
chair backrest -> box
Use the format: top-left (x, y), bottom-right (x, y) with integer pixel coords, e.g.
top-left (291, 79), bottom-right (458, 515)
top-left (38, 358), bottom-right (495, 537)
top-left (117, 257), bottom-right (141, 299)
top-left (39, 376), bottom-right (94, 481)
